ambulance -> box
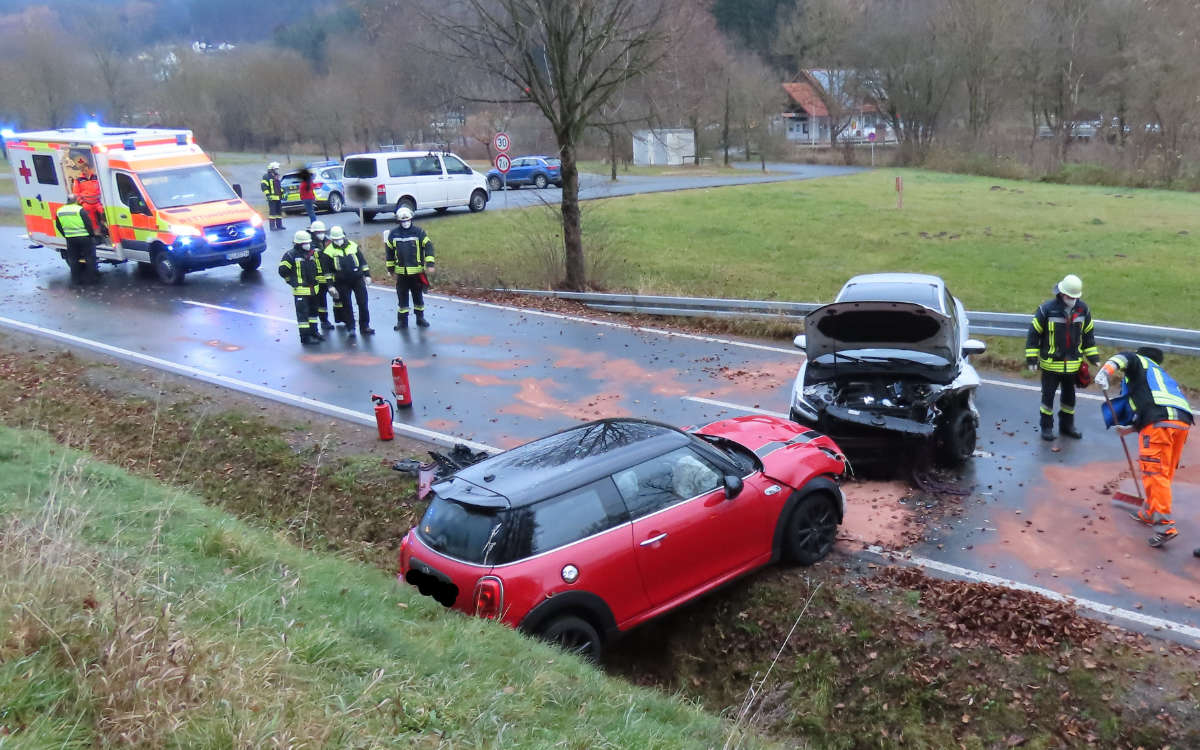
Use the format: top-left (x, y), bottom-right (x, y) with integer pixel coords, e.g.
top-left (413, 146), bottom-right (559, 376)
top-left (4, 125), bottom-right (266, 284)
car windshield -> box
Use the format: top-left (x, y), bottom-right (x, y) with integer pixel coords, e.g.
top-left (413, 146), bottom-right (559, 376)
top-left (139, 165), bottom-right (236, 209)
top-left (812, 348), bottom-right (951, 368)
top-left (692, 434), bottom-right (757, 474)
top-left (419, 493), bottom-right (507, 565)
top-left (544, 158), bottom-right (561, 167)
top-left (837, 282), bottom-right (942, 312)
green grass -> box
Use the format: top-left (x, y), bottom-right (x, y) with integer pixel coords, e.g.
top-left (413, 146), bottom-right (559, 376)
top-left (0, 424), bottom-right (767, 748)
top-left (419, 168), bottom-right (1200, 329)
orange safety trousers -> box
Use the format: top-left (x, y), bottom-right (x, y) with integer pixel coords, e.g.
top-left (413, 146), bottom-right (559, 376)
top-left (1138, 420), bottom-right (1189, 531)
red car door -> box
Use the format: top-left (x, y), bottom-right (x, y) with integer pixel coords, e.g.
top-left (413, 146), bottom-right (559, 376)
top-left (620, 447), bottom-right (764, 608)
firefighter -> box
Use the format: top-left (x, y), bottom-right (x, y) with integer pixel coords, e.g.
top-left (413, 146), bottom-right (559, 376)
top-left (54, 196), bottom-right (99, 285)
top-left (1025, 274), bottom-right (1101, 441)
top-left (325, 226), bottom-right (374, 337)
top-left (278, 230), bottom-right (323, 345)
top-left (308, 220), bottom-right (335, 330)
top-left (260, 162), bottom-right (284, 231)
top-left (1096, 347), bottom-right (1192, 548)
top-left (385, 207), bottom-right (435, 329)
top-left (73, 168), bottom-right (106, 239)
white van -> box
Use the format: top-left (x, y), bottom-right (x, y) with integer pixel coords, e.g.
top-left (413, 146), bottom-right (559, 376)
top-left (341, 150), bottom-right (489, 221)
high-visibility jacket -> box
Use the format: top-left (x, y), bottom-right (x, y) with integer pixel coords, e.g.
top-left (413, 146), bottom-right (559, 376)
top-left (55, 204), bottom-right (93, 238)
top-left (385, 225), bottom-right (435, 275)
top-left (1105, 352), bottom-right (1193, 430)
top-left (74, 174), bottom-right (101, 206)
top-left (278, 247), bottom-right (320, 296)
top-left (1024, 296), bottom-right (1099, 373)
top-left (260, 173), bottom-right (282, 200)
top-left (311, 240), bottom-right (333, 285)
top-left (325, 240), bottom-right (370, 282)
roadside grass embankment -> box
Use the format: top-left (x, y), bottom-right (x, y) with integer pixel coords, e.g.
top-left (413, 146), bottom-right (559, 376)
top-left (0, 424), bottom-right (751, 748)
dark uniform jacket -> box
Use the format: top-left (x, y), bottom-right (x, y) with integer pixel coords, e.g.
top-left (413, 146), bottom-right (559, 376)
top-left (278, 247), bottom-right (321, 295)
top-left (1110, 351), bottom-right (1194, 430)
top-left (385, 225), bottom-right (435, 275)
top-left (260, 173), bottom-right (282, 200)
top-left (1024, 297), bottom-right (1100, 373)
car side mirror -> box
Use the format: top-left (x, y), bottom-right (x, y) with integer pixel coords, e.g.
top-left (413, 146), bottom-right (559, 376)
top-left (793, 334), bottom-right (806, 352)
top-left (723, 475), bottom-right (743, 499)
top-left (962, 339), bottom-right (987, 357)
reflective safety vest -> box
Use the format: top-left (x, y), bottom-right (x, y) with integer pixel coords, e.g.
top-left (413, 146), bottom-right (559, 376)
top-left (1112, 353), bottom-right (1193, 429)
top-left (325, 240), bottom-right (369, 281)
top-left (56, 204), bottom-right (89, 238)
top-left (261, 174), bottom-right (282, 200)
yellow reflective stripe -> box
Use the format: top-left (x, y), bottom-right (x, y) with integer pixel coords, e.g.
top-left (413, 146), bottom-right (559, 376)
top-left (1061, 405), bottom-right (1075, 415)
top-left (1047, 322), bottom-right (1056, 354)
top-left (1149, 366), bottom-right (1190, 409)
top-left (1083, 346), bottom-right (1099, 357)
top-left (1024, 348), bottom-right (1039, 358)
top-left (1111, 354), bottom-right (1128, 369)
top-left (1084, 320), bottom-right (1094, 332)
top-left (1031, 317), bottom-right (1043, 333)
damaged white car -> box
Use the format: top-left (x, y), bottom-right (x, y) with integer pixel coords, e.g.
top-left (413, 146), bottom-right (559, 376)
top-left (789, 273), bottom-right (987, 466)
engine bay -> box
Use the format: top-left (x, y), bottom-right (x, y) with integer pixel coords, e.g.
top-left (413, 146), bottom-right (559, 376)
top-left (808, 377), bottom-right (942, 423)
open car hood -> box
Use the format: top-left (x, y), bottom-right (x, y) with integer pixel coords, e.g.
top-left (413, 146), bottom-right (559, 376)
top-left (804, 301), bottom-right (955, 364)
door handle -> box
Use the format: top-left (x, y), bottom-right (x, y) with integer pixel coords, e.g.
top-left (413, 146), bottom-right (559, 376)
top-left (639, 532), bottom-right (667, 547)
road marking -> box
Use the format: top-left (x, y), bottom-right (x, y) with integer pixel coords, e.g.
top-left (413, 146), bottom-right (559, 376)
top-left (864, 545), bottom-right (1200, 644)
top-left (182, 300), bottom-right (294, 324)
top-left (682, 396), bottom-right (788, 418)
top-left (981, 377), bottom-right (1103, 402)
top-left (0, 315), bottom-right (499, 455)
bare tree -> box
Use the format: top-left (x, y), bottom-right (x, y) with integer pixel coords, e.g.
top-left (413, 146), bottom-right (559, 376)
top-left (944, 0), bottom-right (1014, 140)
top-left (775, 0), bottom-right (861, 151)
top-left (438, 0), bottom-right (669, 290)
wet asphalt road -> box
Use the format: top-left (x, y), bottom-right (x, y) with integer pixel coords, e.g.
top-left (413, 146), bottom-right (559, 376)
top-left (0, 222), bottom-right (1196, 641)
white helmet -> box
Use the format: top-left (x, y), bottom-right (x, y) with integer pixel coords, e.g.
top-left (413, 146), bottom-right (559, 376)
top-left (1057, 274), bottom-right (1083, 298)
top-left (329, 226), bottom-right (345, 241)
top-left (396, 207), bottom-right (414, 224)
top-left (293, 230), bottom-right (311, 244)
top-left (309, 220), bottom-right (327, 234)
top-left (268, 161), bottom-right (281, 170)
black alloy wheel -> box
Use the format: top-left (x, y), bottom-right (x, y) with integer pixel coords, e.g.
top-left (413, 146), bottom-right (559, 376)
top-left (784, 492), bottom-right (839, 565)
top-left (539, 615), bottom-right (603, 663)
top-left (937, 407), bottom-right (978, 467)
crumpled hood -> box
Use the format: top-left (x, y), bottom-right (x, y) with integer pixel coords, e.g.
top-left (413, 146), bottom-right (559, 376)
top-left (804, 301), bottom-right (955, 364)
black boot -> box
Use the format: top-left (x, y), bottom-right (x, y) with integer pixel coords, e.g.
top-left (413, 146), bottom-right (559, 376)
top-left (416, 312), bottom-right (430, 328)
top-left (1040, 412), bottom-right (1055, 441)
top-left (1059, 412), bottom-right (1082, 439)
top-left (360, 325), bottom-right (375, 336)
top-left (394, 313), bottom-right (408, 331)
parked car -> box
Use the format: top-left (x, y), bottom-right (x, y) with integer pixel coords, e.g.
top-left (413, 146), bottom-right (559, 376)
top-left (341, 150), bottom-right (489, 221)
top-left (486, 155), bottom-right (562, 191)
top-left (399, 416), bottom-right (847, 661)
top-left (281, 160), bottom-right (346, 214)
top-left (789, 273), bottom-right (987, 466)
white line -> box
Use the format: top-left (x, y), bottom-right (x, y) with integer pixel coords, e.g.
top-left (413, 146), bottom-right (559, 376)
top-left (981, 377), bottom-right (1103, 402)
top-left (182, 300), bottom-right (294, 324)
top-left (682, 396), bottom-right (789, 418)
top-left (864, 545), bottom-right (1200, 644)
top-left (0, 315), bottom-right (500, 455)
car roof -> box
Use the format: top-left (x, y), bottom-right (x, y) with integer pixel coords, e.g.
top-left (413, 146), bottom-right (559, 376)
top-left (344, 151), bottom-right (455, 159)
top-left (836, 273), bottom-right (948, 313)
top-left (447, 418), bottom-right (692, 508)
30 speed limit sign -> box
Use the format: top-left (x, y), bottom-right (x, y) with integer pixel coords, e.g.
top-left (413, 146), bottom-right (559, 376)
top-left (493, 132), bottom-right (510, 152)
top-left (494, 153), bottom-right (512, 173)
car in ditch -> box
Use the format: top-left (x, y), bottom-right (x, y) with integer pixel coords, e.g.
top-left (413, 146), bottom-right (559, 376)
top-left (788, 273), bottom-right (987, 466)
top-left (398, 416), bottom-right (848, 661)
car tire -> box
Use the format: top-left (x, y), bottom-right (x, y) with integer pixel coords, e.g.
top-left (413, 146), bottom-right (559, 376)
top-left (238, 254), bottom-right (262, 272)
top-left (783, 491), bottom-right (839, 565)
top-left (534, 174), bottom-right (548, 189)
top-left (327, 192), bottom-right (344, 213)
top-left (153, 248), bottom-right (185, 285)
top-left (937, 405), bottom-right (977, 467)
top-left (469, 189), bottom-right (488, 213)
top-left (395, 197), bottom-right (416, 216)
top-left (539, 614), bottom-right (603, 662)
top-left (487, 175), bottom-right (502, 191)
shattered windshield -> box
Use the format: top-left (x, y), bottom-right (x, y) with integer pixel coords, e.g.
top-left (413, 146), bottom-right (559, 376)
top-left (139, 165), bottom-right (237, 209)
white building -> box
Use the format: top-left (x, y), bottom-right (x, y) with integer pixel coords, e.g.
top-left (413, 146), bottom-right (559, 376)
top-left (632, 129), bottom-right (696, 166)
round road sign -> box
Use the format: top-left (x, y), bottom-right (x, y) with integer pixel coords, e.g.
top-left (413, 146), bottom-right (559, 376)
top-left (494, 153), bottom-right (512, 173)
top-left (868, 131), bottom-right (877, 142)
top-left (493, 132), bottom-right (510, 152)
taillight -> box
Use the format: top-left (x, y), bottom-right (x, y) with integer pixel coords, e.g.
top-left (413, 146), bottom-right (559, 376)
top-left (313, 181), bottom-right (324, 189)
top-left (377, 184), bottom-right (387, 205)
top-left (473, 576), bottom-right (503, 620)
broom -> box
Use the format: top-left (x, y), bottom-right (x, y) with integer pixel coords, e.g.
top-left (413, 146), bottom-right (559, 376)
top-left (1101, 387), bottom-right (1144, 507)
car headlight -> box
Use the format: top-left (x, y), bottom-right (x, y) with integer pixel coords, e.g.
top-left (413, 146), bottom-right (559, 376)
top-left (170, 224), bottom-right (201, 237)
top-left (249, 214), bottom-right (263, 227)
top-left (802, 383), bottom-right (836, 406)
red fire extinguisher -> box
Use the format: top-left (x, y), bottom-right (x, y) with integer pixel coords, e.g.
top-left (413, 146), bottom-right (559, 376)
top-left (391, 357), bottom-right (413, 408)
top-left (371, 393), bottom-right (394, 441)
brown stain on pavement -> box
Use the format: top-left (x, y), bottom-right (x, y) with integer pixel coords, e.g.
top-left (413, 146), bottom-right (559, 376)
top-left (299, 353), bottom-right (345, 363)
top-left (203, 339), bottom-right (242, 352)
top-left (839, 480), bottom-right (918, 549)
top-left (423, 418), bottom-right (460, 432)
top-left (463, 373), bottom-right (507, 387)
top-left (498, 378), bottom-right (631, 421)
top-left (701, 363), bottom-right (795, 398)
top-left (548, 347), bottom-right (689, 397)
top-left (469, 358), bottom-right (532, 371)
top-left (467, 336), bottom-right (492, 347)
top-left (975, 459), bottom-right (1200, 610)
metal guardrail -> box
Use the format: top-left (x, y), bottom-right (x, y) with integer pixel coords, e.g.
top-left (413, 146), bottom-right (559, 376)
top-left (507, 290), bottom-right (1200, 356)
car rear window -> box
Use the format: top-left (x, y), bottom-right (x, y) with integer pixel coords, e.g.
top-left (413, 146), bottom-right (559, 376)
top-left (419, 493), bottom-right (506, 565)
top-left (837, 282), bottom-right (942, 311)
top-left (343, 158), bottom-right (378, 179)
top-left (545, 158), bottom-right (561, 167)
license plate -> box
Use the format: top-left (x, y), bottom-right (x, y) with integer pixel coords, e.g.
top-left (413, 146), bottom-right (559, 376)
top-left (226, 250), bottom-right (250, 260)
top-left (285, 193), bottom-right (299, 201)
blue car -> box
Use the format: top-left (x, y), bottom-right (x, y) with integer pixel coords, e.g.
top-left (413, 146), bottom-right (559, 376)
top-left (281, 160), bottom-right (347, 214)
top-left (486, 155), bottom-right (562, 190)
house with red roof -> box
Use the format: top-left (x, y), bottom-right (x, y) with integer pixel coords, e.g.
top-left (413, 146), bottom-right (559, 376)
top-left (781, 70), bottom-right (895, 146)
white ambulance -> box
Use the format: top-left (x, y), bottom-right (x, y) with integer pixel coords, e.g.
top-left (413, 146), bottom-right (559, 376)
top-left (4, 125), bottom-right (266, 284)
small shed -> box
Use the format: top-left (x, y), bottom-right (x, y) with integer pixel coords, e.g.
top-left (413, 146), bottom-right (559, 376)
top-left (632, 129), bottom-right (695, 166)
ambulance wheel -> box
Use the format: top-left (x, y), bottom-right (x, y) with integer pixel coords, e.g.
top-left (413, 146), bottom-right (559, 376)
top-left (239, 254), bottom-right (262, 272)
top-left (153, 249), bottom-right (185, 285)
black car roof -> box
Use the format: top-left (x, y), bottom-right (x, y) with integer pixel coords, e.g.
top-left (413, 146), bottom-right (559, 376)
top-left (443, 418), bottom-right (691, 508)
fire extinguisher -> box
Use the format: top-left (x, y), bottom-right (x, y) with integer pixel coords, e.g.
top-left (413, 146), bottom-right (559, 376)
top-left (391, 357), bottom-right (413, 408)
top-left (371, 393), bottom-right (394, 441)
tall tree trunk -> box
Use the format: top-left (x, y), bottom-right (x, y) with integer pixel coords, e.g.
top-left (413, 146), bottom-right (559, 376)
top-left (722, 80), bottom-right (731, 167)
top-left (559, 141), bottom-right (586, 290)
top-left (609, 129), bottom-right (618, 181)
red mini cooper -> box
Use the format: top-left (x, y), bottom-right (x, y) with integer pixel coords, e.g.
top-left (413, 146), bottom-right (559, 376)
top-left (399, 416), bottom-right (847, 660)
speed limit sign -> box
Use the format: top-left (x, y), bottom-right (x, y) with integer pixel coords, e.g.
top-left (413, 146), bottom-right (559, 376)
top-left (494, 153), bottom-right (512, 173)
top-left (493, 132), bottom-right (510, 152)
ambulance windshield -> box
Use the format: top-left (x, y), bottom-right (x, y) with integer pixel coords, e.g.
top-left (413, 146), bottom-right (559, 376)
top-left (139, 165), bottom-right (236, 209)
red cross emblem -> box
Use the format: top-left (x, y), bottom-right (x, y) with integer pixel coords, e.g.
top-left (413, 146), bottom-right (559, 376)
top-left (17, 160), bottom-right (32, 184)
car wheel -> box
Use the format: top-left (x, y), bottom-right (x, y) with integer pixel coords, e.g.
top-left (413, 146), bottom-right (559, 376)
top-left (153, 248), bottom-right (185, 285)
top-left (534, 174), bottom-right (548, 189)
top-left (327, 192), bottom-right (344, 213)
top-left (469, 189), bottom-right (488, 213)
top-left (487, 175), bottom-right (502, 191)
top-left (937, 406), bottom-right (977, 467)
top-left (539, 615), bottom-right (602, 662)
top-left (395, 197), bottom-right (417, 216)
top-left (238, 254), bottom-right (262, 272)
top-left (784, 492), bottom-right (839, 565)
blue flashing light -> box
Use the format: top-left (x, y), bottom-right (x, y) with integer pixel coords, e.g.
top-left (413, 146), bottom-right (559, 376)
top-left (0, 128), bottom-right (14, 139)
top-left (177, 236), bottom-right (192, 247)
top-left (175, 133), bottom-right (187, 145)
top-left (205, 233), bottom-right (220, 243)
top-left (84, 121), bottom-right (102, 137)
top-left (123, 138), bottom-right (136, 150)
